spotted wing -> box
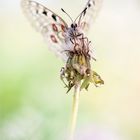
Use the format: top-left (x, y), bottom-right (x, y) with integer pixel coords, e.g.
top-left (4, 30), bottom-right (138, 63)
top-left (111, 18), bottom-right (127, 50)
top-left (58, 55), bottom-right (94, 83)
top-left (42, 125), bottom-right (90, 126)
top-left (21, 0), bottom-right (69, 61)
top-left (78, 0), bottom-right (102, 32)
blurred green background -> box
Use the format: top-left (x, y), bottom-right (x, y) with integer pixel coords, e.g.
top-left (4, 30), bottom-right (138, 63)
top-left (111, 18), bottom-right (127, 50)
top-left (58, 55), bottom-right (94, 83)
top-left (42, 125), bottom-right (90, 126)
top-left (0, 0), bottom-right (140, 140)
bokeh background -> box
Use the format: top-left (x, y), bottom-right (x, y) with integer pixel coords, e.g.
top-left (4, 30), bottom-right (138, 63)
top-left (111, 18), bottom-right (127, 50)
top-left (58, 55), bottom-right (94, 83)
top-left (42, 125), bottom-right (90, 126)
top-left (0, 0), bottom-right (140, 140)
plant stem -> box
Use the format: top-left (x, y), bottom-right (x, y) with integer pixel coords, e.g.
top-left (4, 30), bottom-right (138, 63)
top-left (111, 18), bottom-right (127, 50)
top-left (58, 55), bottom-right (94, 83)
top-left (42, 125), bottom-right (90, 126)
top-left (69, 82), bottom-right (81, 140)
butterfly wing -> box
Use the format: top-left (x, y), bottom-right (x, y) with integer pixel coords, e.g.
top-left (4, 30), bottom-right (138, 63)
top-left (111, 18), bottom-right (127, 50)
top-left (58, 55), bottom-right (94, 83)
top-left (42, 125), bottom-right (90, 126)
top-left (21, 0), bottom-right (69, 61)
top-left (77, 0), bottom-right (102, 33)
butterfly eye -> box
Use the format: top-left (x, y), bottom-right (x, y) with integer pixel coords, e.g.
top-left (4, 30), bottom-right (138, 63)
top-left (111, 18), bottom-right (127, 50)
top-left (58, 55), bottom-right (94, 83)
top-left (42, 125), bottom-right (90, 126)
top-left (71, 24), bottom-right (74, 28)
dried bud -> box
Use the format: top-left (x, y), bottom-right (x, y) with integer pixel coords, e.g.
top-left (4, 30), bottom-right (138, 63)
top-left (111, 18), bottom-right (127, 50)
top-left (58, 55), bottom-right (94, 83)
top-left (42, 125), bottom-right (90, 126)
top-left (60, 51), bottom-right (104, 93)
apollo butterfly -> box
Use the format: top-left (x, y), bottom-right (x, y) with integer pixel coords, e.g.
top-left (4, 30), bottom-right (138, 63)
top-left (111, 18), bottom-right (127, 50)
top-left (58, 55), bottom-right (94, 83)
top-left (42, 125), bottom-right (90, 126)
top-left (21, 0), bottom-right (104, 91)
top-left (21, 0), bottom-right (102, 61)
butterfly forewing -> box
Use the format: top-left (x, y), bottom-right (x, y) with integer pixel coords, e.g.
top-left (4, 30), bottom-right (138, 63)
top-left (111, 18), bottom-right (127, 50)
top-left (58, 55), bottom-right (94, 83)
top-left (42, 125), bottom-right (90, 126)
top-left (21, 0), bottom-right (68, 61)
top-left (78, 0), bottom-right (102, 32)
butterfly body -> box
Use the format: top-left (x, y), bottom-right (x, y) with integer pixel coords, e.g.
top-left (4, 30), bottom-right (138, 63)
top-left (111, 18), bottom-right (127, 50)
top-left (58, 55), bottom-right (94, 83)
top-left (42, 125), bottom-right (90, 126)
top-left (63, 23), bottom-right (87, 53)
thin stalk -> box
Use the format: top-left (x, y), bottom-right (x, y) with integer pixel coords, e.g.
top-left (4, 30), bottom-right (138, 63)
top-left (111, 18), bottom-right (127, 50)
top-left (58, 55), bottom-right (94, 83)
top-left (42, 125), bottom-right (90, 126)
top-left (69, 82), bottom-right (81, 140)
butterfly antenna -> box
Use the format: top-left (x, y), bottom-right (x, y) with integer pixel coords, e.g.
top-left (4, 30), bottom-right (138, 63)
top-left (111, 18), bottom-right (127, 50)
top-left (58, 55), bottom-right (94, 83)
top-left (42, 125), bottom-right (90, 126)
top-left (61, 8), bottom-right (73, 23)
top-left (74, 7), bottom-right (87, 23)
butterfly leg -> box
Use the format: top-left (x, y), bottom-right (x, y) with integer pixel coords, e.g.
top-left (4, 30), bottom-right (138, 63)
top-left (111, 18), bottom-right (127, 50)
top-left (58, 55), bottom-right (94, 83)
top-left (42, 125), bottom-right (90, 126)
top-left (80, 34), bottom-right (90, 55)
top-left (72, 38), bottom-right (80, 54)
top-left (70, 38), bottom-right (74, 44)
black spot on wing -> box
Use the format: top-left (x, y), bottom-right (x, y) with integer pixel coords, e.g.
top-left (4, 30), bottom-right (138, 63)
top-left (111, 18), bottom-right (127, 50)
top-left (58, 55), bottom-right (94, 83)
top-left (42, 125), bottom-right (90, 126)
top-left (52, 14), bottom-right (57, 21)
top-left (88, 3), bottom-right (91, 7)
top-left (43, 10), bottom-right (47, 16)
top-left (88, 0), bottom-right (95, 8)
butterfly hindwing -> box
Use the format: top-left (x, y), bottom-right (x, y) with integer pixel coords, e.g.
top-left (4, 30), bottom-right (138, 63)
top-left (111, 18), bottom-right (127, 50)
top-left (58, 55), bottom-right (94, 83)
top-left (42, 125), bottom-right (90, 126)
top-left (21, 0), bottom-right (68, 61)
top-left (78, 0), bottom-right (102, 32)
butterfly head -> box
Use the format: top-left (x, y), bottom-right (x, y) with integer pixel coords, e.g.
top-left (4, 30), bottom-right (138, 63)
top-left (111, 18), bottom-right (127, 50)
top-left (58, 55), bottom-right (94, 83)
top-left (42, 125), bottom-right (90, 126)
top-left (61, 7), bottom-right (87, 32)
top-left (71, 23), bottom-right (78, 31)
top-left (61, 8), bottom-right (79, 31)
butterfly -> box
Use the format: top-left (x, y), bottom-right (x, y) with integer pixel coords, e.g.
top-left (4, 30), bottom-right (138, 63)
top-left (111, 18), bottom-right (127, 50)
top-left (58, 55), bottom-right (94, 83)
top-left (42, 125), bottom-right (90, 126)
top-left (21, 0), bottom-right (102, 62)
